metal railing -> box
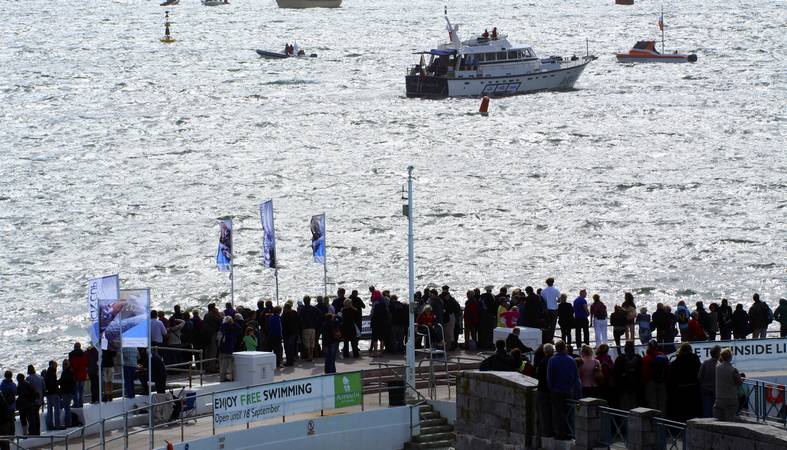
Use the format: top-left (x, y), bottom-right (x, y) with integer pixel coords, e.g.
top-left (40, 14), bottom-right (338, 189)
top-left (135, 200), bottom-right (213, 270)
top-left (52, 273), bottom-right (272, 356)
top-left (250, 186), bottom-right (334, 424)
top-left (655, 417), bottom-right (688, 450)
top-left (739, 378), bottom-right (787, 426)
top-left (600, 406), bottom-right (629, 448)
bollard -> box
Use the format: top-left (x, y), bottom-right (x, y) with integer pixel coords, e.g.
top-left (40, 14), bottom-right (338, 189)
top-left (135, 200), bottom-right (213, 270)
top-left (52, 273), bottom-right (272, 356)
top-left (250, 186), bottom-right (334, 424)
top-left (479, 96), bottom-right (490, 115)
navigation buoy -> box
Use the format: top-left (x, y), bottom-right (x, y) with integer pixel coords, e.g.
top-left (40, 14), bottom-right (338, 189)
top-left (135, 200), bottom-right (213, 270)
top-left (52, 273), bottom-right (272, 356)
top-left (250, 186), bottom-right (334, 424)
top-left (161, 11), bottom-right (176, 43)
top-left (479, 96), bottom-right (490, 115)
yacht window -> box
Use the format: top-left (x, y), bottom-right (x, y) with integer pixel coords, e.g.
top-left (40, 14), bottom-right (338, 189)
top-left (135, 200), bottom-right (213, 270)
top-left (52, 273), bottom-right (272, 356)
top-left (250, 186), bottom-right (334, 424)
top-left (508, 51), bottom-right (518, 59)
top-left (485, 53), bottom-right (496, 62)
top-left (477, 53), bottom-right (485, 62)
top-left (497, 52), bottom-right (507, 60)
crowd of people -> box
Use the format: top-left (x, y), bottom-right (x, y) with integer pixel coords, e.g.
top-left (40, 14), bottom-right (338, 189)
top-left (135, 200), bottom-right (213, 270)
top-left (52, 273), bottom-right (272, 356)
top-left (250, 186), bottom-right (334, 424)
top-left (1, 277), bottom-right (783, 439)
top-left (479, 338), bottom-right (745, 439)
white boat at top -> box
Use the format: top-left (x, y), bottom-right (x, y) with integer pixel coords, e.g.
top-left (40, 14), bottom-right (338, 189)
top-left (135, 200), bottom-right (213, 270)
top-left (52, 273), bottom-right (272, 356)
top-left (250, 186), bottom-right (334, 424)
top-left (406, 16), bottom-right (594, 98)
top-left (275, 0), bottom-right (341, 8)
top-left (202, 0), bottom-right (228, 5)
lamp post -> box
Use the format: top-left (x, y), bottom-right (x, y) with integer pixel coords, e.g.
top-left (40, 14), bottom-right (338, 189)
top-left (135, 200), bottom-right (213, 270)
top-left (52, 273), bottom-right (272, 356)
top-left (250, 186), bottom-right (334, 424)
top-left (404, 166), bottom-right (416, 397)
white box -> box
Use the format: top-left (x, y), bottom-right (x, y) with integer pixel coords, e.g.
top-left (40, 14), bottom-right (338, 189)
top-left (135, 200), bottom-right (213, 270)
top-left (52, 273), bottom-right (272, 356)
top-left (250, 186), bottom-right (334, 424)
top-left (493, 327), bottom-right (542, 350)
top-left (233, 351), bottom-right (276, 385)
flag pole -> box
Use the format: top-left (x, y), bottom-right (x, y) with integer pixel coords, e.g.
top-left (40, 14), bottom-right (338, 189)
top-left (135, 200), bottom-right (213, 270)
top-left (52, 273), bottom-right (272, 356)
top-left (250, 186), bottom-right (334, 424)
top-left (147, 294), bottom-right (153, 450)
top-left (405, 166), bottom-right (416, 398)
top-left (322, 213), bottom-right (327, 299)
top-left (274, 267), bottom-right (280, 305)
top-left (97, 341), bottom-right (104, 450)
top-left (119, 315), bottom-right (125, 406)
top-left (230, 218), bottom-right (235, 308)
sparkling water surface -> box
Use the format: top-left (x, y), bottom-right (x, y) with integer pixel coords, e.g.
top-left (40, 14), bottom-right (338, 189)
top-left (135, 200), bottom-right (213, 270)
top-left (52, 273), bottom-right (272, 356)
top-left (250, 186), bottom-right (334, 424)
top-left (0, 0), bottom-right (785, 371)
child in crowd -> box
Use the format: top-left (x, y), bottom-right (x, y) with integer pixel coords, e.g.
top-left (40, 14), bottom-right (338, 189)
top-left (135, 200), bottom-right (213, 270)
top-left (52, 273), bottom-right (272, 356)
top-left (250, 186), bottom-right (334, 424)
top-left (636, 307), bottom-right (652, 344)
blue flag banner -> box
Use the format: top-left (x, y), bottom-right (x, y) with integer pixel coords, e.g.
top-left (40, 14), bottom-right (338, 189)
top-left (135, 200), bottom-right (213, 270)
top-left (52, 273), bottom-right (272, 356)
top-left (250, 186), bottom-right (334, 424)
top-left (260, 200), bottom-right (277, 269)
top-left (217, 219), bottom-right (233, 272)
top-left (311, 213), bottom-right (326, 264)
top-left (87, 274), bottom-right (120, 346)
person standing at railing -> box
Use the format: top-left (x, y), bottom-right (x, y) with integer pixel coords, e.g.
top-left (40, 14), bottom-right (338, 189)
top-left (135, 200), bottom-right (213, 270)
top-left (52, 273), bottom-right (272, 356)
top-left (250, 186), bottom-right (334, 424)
top-left (718, 299), bottom-right (734, 340)
top-left (666, 343), bottom-right (701, 422)
top-left (573, 290), bottom-right (590, 347)
top-left (774, 298), bottom-right (787, 338)
top-left (590, 294), bottom-right (608, 345)
top-left (321, 313), bottom-right (341, 374)
top-left (714, 348), bottom-right (742, 421)
top-left (85, 346), bottom-right (99, 404)
top-left (267, 306), bottom-right (284, 368)
top-left (622, 293), bottom-right (637, 342)
top-left (698, 345), bottom-right (721, 418)
top-left (732, 304), bottom-right (750, 340)
top-left (479, 286), bottom-right (496, 349)
top-left (282, 302), bottom-right (300, 367)
top-left (218, 317), bottom-right (241, 382)
top-left (202, 304), bottom-right (222, 373)
top-left (748, 294), bottom-right (771, 340)
top-left (121, 347), bottom-right (138, 399)
top-left (541, 278), bottom-right (561, 344)
top-left (340, 300), bottom-right (361, 358)
top-left (0, 371), bottom-right (16, 438)
top-left (641, 340), bottom-right (667, 413)
top-left (0, 385), bottom-right (13, 450)
top-left (15, 374), bottom-right (35, 436)
top-left (547, 340), bottom-right (580, 441)
top-left (58, 360), bottom-right (75, 428)
top-left (612, 341), bottom-right (642, 411)
top-left (43, 360), bottom-right (62, 430)
top-left (68, 343), bottom-right (88, 408)
top-left (25, 365), bottom-right (43, 435)
top-left (557, 294), bottom-right (574, 345)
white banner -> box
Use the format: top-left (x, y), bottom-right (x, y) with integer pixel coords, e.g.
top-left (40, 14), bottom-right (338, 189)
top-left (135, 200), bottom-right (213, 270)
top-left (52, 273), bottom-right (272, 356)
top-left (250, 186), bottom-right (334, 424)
top-left (216, 219), bottom-right (233, 273)
top-left (87, 274), bottom-right (120, 346)
top-left (259, 200), bottom-right (277, 269)
top-left (686, 338), bottom-right (787, 373)
top-left (213, 372), bottom-right (362, 428)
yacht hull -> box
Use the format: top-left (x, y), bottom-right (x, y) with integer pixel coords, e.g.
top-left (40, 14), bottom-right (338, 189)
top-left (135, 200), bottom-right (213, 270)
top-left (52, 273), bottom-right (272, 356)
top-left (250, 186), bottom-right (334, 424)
top-left (275, 0), bottom-right (341, 8)
top-left (406, 60), bottom-right (590, 98)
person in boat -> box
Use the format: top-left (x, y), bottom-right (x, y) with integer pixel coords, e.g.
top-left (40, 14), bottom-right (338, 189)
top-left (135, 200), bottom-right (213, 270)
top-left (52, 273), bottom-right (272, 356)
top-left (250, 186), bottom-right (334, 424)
top-left (482, 29), bottom-right (489, 39)
top-left (491, 27), bottom-right (498, 40)
top-left (283, 43), bottom-right (292, 55)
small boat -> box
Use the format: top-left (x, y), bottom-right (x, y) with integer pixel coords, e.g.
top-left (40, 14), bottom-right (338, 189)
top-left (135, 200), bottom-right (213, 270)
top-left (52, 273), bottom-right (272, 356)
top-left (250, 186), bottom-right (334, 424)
top-left (615, 0), bottom-right (634, 4)
top-left (615, 40), bottom-right (697, 63)
top-left (275, 0), bottom-right (341, 8)
top-left (256, 49), bottom-right (317, 59)
top-left (160, 0), bottom-right (179, 6)
top-left (616, 8), bottom-right (697, 63)
top-left (405, 15), bottom-right (594, 98)
top-left (202, 0), bottom-right (227, 5)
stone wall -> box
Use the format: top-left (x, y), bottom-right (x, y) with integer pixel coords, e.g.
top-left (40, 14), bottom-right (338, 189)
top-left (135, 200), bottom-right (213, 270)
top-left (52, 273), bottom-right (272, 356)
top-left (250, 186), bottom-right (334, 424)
top-left (454, 370), bottom-right (538, 450)
top-left (686, 418), bottom-right (787, 450)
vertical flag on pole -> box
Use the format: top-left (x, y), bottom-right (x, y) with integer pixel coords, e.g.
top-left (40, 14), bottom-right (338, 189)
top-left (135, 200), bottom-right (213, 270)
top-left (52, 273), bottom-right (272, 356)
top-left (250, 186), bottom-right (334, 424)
top-left (658, 11), bottom-right (664, 31)
top-left (310, 214), bottom-right (326, 264)
top-left (88, 275), bottom-right (121, 346)
top-left (260, 201), bottom-right (277, 269)
top-left (216, 219), bottom-right (233, 272)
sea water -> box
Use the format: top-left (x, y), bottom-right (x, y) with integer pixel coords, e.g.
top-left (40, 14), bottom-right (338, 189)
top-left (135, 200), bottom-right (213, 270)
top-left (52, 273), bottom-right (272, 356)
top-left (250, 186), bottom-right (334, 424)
top-left (0, 0), bottom-right (784, 370)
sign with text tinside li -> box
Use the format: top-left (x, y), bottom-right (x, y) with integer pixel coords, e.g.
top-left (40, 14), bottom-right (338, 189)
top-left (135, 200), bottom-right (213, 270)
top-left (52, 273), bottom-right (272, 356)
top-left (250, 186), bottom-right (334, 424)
top-left (213, 372), bottom-right (362, 428)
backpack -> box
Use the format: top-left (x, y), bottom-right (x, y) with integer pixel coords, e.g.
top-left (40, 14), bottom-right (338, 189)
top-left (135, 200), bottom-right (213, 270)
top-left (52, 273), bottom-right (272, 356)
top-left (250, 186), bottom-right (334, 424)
top-left (594, 305), bottom-right (607, 320)
top-left (650, 354), bottom-right (669, 384)
top-left (621, 355), bottom-right (640, 387)
top-left (677, 309), bottom-right (689, 328)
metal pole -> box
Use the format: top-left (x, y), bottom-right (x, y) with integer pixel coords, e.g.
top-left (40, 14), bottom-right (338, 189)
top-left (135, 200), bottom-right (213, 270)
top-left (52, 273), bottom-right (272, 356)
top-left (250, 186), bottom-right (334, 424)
top-left (230, 218), bottom-right (235, 308)
top-left (274, 268), bottom-right (280, 305)
top-left (148, 300), bottom-right (153, 450)
top-left (323, 213), bottom-right (328, 299)
top-left (406, 166), bottom-right (416, 398)
top-left (97, 341), bottom-right (104, 450)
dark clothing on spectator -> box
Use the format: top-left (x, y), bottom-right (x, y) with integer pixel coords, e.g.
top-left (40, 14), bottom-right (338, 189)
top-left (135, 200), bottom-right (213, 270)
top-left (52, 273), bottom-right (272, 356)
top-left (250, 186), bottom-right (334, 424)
top-left (506, 333), bottom-right (533, 354)
top-left (666, 352), bottom-right (701, 422)
top-left (479, 348), bottom-right (514, 371)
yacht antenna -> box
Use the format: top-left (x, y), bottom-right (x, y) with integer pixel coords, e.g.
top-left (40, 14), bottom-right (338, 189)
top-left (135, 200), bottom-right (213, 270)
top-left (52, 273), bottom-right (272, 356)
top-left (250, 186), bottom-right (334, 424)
top-left (444, 5), bottom-right (447, 15)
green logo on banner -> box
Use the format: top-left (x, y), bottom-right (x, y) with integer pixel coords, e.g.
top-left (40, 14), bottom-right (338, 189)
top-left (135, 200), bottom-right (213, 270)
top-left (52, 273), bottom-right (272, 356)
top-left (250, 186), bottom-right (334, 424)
top-left (334, 372), bottom-right (362, 408)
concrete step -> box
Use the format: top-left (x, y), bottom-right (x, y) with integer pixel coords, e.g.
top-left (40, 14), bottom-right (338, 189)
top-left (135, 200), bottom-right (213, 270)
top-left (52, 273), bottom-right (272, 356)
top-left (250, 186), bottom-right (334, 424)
top-left (413, 431), bottom-right (455, 443)
top-left (404, 440), bottom-right (456, 449)
top-left (419, 425), bottom-right (453, 435)
top-left (420, 417), bottom-right (448, 427)
top-left (418, 404), bottom-right (433, 413)
top-left (420, 411), bottom-right (440, 420)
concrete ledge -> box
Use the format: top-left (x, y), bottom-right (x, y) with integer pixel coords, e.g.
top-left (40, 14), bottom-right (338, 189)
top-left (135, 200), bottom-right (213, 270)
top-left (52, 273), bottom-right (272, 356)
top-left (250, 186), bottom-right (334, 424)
top-left (687, 418), bottom-right (787, 450)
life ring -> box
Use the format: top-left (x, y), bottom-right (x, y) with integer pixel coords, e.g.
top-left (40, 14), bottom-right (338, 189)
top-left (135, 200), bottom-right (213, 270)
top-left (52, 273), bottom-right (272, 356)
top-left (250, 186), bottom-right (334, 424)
top-left (765, 385), bottom-right (785, 405)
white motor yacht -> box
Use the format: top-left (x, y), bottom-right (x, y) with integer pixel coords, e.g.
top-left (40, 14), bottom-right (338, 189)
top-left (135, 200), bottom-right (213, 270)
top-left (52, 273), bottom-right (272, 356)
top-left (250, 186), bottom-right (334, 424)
top-left (406, 16), bottom-right (594, 98)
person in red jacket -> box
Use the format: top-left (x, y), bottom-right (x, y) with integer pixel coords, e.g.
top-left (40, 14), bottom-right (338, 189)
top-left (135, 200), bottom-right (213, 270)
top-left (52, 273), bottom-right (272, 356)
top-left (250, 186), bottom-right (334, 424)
top-left (463, 290), bottom-right (481, 348)
top-left (67, 342), bottom-right (89, 408)
top-left (687, 312), bottom-right (708, 342)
